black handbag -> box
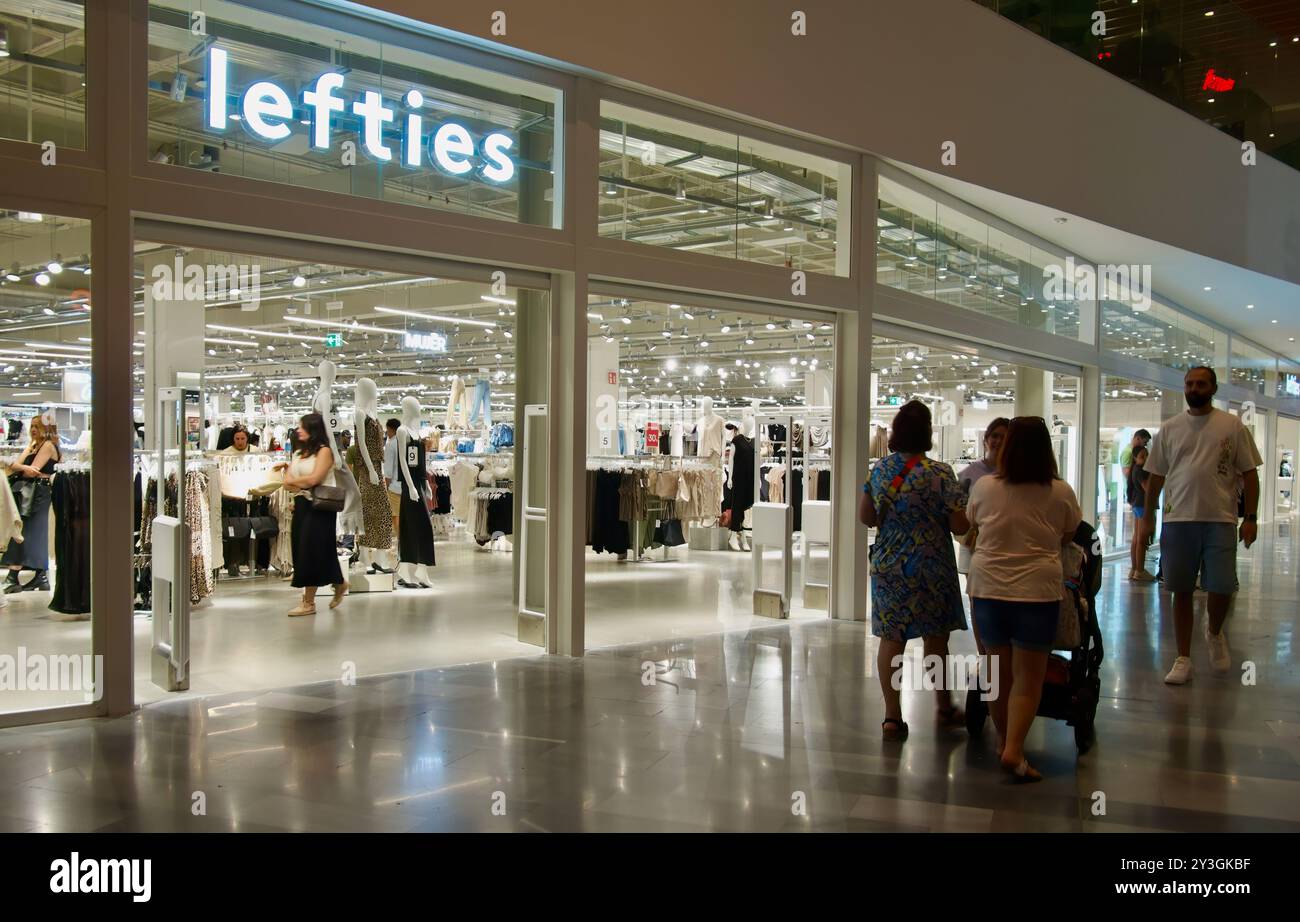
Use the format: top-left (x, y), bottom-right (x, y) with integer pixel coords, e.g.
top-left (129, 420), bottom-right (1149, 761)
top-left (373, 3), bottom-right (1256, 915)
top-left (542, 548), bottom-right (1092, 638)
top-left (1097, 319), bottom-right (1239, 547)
top-left (9, 475), bottom-right (36, 518)
top-left (309, 484), bottom-right (346, 513)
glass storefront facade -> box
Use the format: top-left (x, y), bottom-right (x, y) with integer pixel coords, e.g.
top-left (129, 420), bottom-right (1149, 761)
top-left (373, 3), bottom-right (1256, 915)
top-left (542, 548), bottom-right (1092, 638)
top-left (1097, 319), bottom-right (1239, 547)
top-left (0, 0), bottom-right (1295, 725)
top-left (0, 0), bottom-right (85, 149)
top-left (599, 101), bottom-right (852, 277)
top-left (146, 0), bottom-right (562, 227)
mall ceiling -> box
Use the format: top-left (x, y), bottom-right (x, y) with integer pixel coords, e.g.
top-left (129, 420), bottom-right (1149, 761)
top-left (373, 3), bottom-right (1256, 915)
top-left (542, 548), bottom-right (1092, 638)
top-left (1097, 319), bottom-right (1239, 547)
top-left (976, 0), bottom-right (1300, 170)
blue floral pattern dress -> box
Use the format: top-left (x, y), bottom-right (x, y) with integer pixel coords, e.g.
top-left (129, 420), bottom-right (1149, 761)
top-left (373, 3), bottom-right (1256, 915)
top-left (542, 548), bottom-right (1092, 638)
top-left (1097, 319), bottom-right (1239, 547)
top-left (866, 452), bottom-right (967, 641)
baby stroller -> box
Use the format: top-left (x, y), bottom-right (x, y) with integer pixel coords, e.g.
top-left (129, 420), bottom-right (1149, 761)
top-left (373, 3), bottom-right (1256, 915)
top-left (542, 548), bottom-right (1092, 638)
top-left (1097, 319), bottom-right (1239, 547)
top-left (965, 521), bottom-right (1104, 753)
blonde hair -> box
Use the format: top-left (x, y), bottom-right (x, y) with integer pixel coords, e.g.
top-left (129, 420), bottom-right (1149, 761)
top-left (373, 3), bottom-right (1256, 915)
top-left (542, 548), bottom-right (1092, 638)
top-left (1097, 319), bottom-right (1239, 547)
top-left (30, 415), bottom-right (58, 450)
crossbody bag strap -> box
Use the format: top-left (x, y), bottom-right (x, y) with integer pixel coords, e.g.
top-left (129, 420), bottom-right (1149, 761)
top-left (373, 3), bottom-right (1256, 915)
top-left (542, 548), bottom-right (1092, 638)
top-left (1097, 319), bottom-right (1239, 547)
top-left (877, 455), bottom-right (925, 525)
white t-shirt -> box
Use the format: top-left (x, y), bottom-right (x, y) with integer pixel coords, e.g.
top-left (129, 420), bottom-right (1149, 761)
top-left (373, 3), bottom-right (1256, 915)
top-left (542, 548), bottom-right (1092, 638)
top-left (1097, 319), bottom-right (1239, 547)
top-left (1143, 408), bottom-right (1262, 524)
top-left (967, 477), bottom-right (1082, 602)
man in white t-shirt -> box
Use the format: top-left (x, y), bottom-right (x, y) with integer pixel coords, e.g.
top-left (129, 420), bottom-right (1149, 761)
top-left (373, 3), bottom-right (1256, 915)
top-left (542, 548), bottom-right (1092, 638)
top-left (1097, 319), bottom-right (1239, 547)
top-left (1137, 366), bottom-right (1261, 685)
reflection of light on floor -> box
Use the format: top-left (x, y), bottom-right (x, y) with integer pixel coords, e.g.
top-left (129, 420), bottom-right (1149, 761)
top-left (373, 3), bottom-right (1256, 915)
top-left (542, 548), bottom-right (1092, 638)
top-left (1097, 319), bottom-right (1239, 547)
top-left (372, 775), bottom-right (492, 806)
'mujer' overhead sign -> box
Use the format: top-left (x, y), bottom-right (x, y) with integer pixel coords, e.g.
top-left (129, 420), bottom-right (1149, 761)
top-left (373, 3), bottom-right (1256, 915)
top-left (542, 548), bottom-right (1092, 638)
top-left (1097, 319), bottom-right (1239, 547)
top-left (204, 45), bottom-right (516, 182)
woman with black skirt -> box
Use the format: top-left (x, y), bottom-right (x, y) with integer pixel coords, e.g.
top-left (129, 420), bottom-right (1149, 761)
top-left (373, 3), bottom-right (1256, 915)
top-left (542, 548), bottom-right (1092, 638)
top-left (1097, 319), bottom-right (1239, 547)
top-left (275, 413), bottom-right (345, 617)
top-left (3, 415), bottom-right (61, 593)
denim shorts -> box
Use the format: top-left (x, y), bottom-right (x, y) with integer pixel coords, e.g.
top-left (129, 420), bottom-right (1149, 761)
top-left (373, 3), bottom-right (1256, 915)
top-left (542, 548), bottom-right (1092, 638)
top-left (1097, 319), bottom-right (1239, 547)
top-left (1160, 521), bottom-right (1238, 595)
top-left (1132, 505), bottom-right (1145, 520)
top-left (972, 598), bottom-right (1059, 653)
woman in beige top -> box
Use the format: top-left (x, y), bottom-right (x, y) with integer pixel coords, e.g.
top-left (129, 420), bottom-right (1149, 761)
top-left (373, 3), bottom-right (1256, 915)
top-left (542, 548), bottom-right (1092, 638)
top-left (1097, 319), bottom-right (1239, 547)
top-left (273, 413), bottom-right (345, 617)
top-left (967, 417), bottom-right (1082, 782)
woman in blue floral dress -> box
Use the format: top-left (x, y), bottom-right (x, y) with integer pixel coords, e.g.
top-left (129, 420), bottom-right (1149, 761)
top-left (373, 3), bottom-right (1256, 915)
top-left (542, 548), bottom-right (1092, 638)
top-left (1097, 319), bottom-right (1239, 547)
top-left (859, 401), bottom-right (970, 741)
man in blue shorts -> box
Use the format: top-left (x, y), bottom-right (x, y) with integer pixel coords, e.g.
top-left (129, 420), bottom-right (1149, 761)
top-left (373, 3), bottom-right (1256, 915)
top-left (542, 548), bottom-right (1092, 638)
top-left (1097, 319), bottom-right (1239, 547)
top-left (1137, 367), bottom-right (1261, 684)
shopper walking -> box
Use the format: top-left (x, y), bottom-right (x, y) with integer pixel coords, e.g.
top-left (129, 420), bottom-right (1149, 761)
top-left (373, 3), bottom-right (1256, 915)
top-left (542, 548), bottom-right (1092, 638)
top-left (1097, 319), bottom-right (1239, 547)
top-left (276, 413), bottom-right (346, 617)
top-left (860, 401), bottom-right (970, 741)
top-left (1127, 444), bottom-right (1156, 581)
top-left (958, 418), bottom-right (1010, 654)
top-left (1137, 367), bottom-right (1261, 684)
top-left (2, 415), bottom-right (61, 593)
top-left (967, 416), bottom-right (1082, 782)
top-left (1121, 429), bottom-right (1152, 485)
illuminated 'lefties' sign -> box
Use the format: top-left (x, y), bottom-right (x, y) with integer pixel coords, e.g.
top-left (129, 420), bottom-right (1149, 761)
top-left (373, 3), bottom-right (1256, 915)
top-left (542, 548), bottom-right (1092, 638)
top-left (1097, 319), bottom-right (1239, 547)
top-left (204, 46), bottom-right (516, 183)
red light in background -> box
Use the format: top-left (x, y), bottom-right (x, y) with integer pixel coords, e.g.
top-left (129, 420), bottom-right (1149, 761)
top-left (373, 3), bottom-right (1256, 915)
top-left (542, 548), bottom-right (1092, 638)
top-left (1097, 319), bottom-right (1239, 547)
top-left (1203, 68), bottom-right (1237, 91)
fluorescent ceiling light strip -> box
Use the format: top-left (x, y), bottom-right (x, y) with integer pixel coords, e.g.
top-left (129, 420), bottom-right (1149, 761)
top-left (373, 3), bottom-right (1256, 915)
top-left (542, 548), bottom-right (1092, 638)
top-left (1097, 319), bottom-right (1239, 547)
top-left (207, 323), bottom-right (327, 343)
top-left (24, 341), bottom-right (91, 352)
top-left (285, 316), bottom-right (399, 336)
top-left (0, 350), bottom-right (95, 361)
top-left (204, 276), bottom-right (440, 308)
top-left (206, 337), bottom-right (260, 347)
top-left (8, 392), bottom-right (43, 397)
top-left (0, 357), bottom-right (52, 365)
top-left (373, 306), bottom-right (495, 328)
top-left (207, 372), bottom-right (254, 380)
top-left (479, 296), bottom-right (516, 306)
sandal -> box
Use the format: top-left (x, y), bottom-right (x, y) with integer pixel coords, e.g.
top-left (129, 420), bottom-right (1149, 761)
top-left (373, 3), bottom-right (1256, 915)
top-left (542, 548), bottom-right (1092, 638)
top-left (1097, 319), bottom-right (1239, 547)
top-left (881, 718), bottom-right (909, 742)
top-left (330, 585), bottom-right (347, 609)
top-left (287, 602), bottom-right (317, 617)
top-left (936, 702), bottom-right (965, 727)
top-left (1001, 758), bottom-right (1043, 784)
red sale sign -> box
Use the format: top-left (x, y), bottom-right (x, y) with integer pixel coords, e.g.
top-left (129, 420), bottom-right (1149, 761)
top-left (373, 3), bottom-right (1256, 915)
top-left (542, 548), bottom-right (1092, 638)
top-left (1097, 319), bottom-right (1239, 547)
top-left (607, 371), bottom-right (618, 385)
top-left (646, 423), bottom-right (660, 449)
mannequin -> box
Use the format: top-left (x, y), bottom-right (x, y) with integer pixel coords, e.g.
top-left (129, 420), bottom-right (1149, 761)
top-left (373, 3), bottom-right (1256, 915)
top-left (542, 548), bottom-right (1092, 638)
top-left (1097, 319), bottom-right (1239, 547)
top-left (744, 399), bottom-right (760, 439)
top-left (724, 423), bottom-right (754, 551)
top-left (695, 396), bottom-right (725, 459)
top-left (314, 359), bottom-right (365, 537)
top-left (350, 377), bottom-right (394, 573)
top-left (445, 374), bottom-right (467, 429)
top-left (395, 396), bottom-right (436, 587)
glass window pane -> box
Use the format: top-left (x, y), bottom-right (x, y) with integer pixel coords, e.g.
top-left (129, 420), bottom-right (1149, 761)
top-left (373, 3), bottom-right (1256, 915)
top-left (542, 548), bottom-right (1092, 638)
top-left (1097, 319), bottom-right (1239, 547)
top-left (599, 101), bottom-right (851, 278)
top-left (0, 0), bottom-right (86, 149)
top-left (147, 0), bottom-right (560, 227)
top-left (0, 209), bottom-right (93, 716)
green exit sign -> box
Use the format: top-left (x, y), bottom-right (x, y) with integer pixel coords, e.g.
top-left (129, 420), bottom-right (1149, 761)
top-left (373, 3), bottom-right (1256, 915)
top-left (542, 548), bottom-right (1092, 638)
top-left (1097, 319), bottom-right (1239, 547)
top-left (325, 332), bottom-right (343, 348)
top-left (888, 395), bottom-right (901, 406)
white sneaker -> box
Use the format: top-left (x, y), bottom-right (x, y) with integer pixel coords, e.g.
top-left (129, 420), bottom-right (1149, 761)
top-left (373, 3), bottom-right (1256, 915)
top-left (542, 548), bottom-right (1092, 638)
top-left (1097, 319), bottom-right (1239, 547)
top-left (1132, 569), bottom-right (1157, 583)
top-left (1205, 627), bottom-right (1231, 673)
top-left (1164, 656), bottom-right (1194, 685)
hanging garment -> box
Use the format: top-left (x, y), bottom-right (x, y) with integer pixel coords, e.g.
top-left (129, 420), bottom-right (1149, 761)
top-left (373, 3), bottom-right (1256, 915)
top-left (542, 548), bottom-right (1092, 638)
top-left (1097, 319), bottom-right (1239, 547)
top-left (468, 378), bottom-right (492, 427)
top-left (766, 465), bottom-right (786, 504)
top-left (351, 416), bottom-right (393, 550)
top-left (0, 473), bottom-right (23, 552)
top-left (445, 375), bottom-right (468, 428)
top-left (334, 461), bottom-right (365, 537)
top-left (206, 467), bottom-right (224, 571)
top-left (49, 471), bottom-right (90, 615)
top-left (449, 460), bottom-right (479, 519)
top-left (590, 470), bottom-right (629, 554)
top-left (270, 487), bottom-right (295, 575)
top-left (398, 434), bottom-right (436, 566)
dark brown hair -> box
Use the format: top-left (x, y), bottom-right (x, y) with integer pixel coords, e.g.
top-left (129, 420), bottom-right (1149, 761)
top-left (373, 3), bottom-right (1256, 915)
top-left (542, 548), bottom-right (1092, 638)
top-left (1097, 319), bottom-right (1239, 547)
top-left (984, 416), bottom-right (1011, 445)
top-left (887, 400), bottom-right (932, 454)
top-left (997, 416), bottom-right (1058, 485)
top-left (297, 412), bottom-right (330, 458)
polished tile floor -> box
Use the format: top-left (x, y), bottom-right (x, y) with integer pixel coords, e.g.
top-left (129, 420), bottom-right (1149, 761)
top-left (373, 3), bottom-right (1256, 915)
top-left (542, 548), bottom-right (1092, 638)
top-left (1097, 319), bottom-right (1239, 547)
top-left (0, 523), bottom-right (1296, 832)
top-left (0, 528), bottom-right (826, 709)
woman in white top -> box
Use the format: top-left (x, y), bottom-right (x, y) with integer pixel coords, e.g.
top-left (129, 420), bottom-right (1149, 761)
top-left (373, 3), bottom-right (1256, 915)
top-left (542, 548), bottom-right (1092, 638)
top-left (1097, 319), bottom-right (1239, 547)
top-left (967, 417), bottom-right (1082, 782)
top-left (274, 413), bottom-right (345, 617)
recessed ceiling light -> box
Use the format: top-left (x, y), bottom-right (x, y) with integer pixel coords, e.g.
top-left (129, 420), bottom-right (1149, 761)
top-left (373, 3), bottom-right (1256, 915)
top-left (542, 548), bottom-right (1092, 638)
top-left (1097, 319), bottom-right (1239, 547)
top-left (1246, 304), bottom-right (1254, 309)
top-left (1203, 286), bottom-right (1212, 291)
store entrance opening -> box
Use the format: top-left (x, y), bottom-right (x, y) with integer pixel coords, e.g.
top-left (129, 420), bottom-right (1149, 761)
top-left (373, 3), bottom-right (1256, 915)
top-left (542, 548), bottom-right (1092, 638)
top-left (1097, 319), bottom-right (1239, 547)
top-left (129, 240), bottom-right (549, 703)
top-left (869, 331), bottom-right (1081, 601)
top-left (583, 295), bottom-right (836, 646)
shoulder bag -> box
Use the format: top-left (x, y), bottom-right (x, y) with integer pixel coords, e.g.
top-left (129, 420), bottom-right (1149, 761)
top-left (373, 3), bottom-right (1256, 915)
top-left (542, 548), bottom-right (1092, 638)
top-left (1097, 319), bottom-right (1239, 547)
top-left (308, 484), bottom-right (346, 513)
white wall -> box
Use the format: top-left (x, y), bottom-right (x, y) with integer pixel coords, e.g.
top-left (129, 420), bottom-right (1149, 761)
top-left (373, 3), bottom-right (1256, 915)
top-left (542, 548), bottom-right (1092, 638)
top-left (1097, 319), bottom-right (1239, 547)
top-left (376, 0), bottom-right (1300, 288)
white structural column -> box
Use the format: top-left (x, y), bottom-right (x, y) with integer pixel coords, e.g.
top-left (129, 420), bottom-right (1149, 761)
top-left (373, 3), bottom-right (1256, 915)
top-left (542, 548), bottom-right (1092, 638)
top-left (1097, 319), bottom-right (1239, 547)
top-left (1079, 365), bottom-right (1101, 529)
top-left (1014, 366), bottom-right (1052, 421)
top-left (830, 154), bottom-right (874, 622)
